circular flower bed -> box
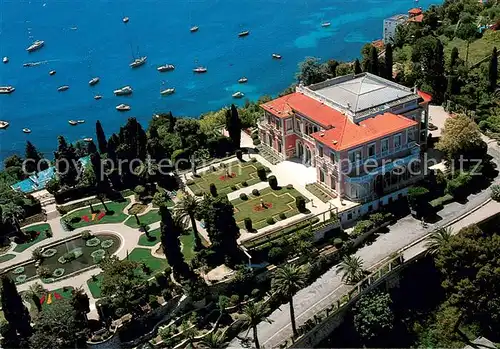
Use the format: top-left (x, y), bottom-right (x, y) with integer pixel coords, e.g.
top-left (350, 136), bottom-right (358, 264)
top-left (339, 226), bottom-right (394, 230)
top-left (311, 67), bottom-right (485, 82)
top-left (15, 275), bottom-right (27, 283)
top-left (41, 248), bottom-right (57, 258)
top-left (13, 266), bottom-right (25, 274)
top-left (91, 249), bottom-right (106, 263)
top-left (86, 237), bottom-right (101, 247)
top-left (52, 268), bottom-right (65, 278)
top-left (58, 256), bottom-right (67, 264)
top-left (100, 239), bottom-right (114, 249)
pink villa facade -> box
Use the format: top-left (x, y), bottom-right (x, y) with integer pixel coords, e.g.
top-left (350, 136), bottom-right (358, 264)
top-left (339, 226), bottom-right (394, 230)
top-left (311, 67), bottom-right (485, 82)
top-left (258, 73), bottom-right (431, 209)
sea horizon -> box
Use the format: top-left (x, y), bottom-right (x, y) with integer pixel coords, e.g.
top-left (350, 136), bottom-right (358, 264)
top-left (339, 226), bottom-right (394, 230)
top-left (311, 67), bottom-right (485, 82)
top-left (0, 0), bottom-right (438, 164)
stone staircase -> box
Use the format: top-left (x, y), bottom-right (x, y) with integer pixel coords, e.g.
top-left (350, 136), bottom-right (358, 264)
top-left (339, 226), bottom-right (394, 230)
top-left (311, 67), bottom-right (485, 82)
top-left (256, 145), bottom-right (283, 165)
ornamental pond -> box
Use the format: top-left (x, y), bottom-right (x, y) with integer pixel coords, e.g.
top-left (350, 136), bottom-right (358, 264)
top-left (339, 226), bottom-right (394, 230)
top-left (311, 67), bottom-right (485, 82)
top-left (6, 232), bottom-right (120, 284)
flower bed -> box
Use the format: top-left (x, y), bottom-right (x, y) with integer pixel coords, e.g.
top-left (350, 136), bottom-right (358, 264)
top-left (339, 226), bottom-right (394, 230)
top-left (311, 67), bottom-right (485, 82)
top-left (101, 240), bottom-right (114, 249)
top-left (53, 268), bottom-right (65, 278)
top-left (16, 275), bottom-right (27, 283)
top-left (42, 248), bottom-right (57, 258)
top-left (13, 266), bottom-right (25, 274)
top-left (86, 237), bottom-right (101, 247)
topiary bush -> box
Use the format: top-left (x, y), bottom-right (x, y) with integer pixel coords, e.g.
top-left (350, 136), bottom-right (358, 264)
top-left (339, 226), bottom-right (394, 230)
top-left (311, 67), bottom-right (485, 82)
top-left (268, 175), bottom-right (278, 189)
top-left (268, 246), bottom-right (286, 264)
top-left (266, 217), bottom-right (275, 225)
top-left (286, 184), bottom-right (294, 189)
top-left (101, 239), bottom-right (114, 249)
top-left (13, 266), bottom-right (25, 275)
top-left (333, 238), bottom-right (343, 248)
top-left (236, 149), bottom-right (243, 161)
top-left (279, 213), bottom-right (287, 220)
top-left (296, 196), bottom-right (306, 212)
top-left (257, 166), bottom-right (266, 181)
top-left (239, 193), bottom-right (248, 200)
top-left (252, 189), bottom-right (260, 196)
top-left (209, 183), bottom-right (218, 197)
top-left (194, 190), bottom-right (203, 197)
top-left (253, 138), bottom-right (261, 146)
top-left (86, 237), bottom-right (101, 247)
top-left (250, 158), bottom-right (257, 163)
top-left (81, 230), bottom-right (92, 240)
top-left (241, 181), bottom-right (248, 187)
top-left (244, 217), bottom-right (253, 231)
top-left (230, 185), bottom-right (238, 191)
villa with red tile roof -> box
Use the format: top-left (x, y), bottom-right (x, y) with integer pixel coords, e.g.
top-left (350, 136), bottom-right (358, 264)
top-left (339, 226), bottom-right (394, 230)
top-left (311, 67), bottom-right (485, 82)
top-left (258, 73), bottom-right (431, 211)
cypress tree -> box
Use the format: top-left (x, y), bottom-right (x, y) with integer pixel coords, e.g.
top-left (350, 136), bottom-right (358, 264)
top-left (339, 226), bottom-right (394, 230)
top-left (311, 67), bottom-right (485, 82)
top-left (489, 47), bottom-right (498, 92)
top-left (354, 59), bottom-right (362, 74)
top-left (54, 136), bottom-right (79, 187)
top-left (95, 120), bottom-right (107, 154)
top-left (369, 46), bottom-right (379, 75)
top-left (1, 276), bottom-right (32, 341)
top-left (87, 140), bottom-right (97, 156)
top-left (167, 111), bottom-right (176, 133)
top-left (225, 104), bottom-right (242, 149)
top-left (385, 43), bottom-right (393, 80)
top-left (432, 39), bottom-right (446, 103)
top-left (25, 141), bottom-right (44, 174)
top-left (159, 206), bottom-right (189, 277)
top-left (449, 47), bottom-right (459, 70)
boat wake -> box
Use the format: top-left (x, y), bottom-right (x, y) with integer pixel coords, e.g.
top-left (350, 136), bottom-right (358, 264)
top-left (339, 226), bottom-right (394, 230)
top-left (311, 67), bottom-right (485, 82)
top-left (22, 59), bottom-right (59, 67)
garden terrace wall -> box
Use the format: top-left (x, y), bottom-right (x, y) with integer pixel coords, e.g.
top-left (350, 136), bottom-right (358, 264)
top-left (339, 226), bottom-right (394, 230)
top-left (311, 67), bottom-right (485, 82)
top-left (352, 221), bottom-right (391, 248)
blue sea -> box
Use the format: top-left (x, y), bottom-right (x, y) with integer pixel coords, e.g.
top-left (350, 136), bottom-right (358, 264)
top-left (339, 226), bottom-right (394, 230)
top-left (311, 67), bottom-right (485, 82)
top-left (0, 0), bottom-right (438, 162)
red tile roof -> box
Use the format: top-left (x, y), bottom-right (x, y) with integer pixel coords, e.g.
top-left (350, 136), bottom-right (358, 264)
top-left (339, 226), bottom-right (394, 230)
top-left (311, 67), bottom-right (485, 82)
top-left (408, 8), bottom-right (423, 15)
top-left (408, 14), bottom-right (424, 23)
top-left (372, 39), bottom-right (385, 49)
top-left (261, 92), bottom-right (417, 151)
top-left (417, 90), bottom-right (432, 103)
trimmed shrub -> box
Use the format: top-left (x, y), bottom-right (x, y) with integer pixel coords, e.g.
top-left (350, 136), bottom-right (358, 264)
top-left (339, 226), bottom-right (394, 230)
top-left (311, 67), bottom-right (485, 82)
top-left (256, 166), bottom-right (267, 181)
top-left (251, 289), bottom-right (260, 297)
top-left (368, 213), bottom-right (385, 226)
top-left (266, 217), bottom-right (275, 225)
top-left (81, 230), bottom-right (92, 240)
top-left (186, 179), bottom-right (195, 186)
top-left (286, 184), bottom-right (294, 189)
top-left (236, 149), bottom-right (243, 160)
top-left (230, 185), bottom-right (238, 191)
top-left (446, 172), bottom-right (472, 198)
top-left (268, 175), bottom-right (278, 189)
top-left (210, 165), bottom-right (217, 171)
top-left (279, 213), bottom-right (286, 220)
top-left (252, 189), bottom-right (260, 196)
top-left (296, 196), bottom-right (306, 212)
top-left (253, 138), bottom-right (261, 146)
top-left (240, 193), bottom-right (248, 200)
top-left (264, 167), bottom-right (271, 173)
top-left (333, 238), bottom-right (343, 248)
top-left (268, 247), bottom-right (286, 264)
top-left (209, 183), bottom-right (218, 197)
top-left (492, 184), bottom-right (500, 201)
top-left (244, 218), bottom-right (253, 231)
top-left (44, 230), bottom-right (53, 238)
top-left (193, 190), bottom-right (203, 197)
top-left (220, 162), bottom-right (226, 168)
top-left (352, 220), bottom-right (375, 237)
top-left (241, 181), bottom-right (248, 187)
top-left (230, 294), bottom-right (240, 305)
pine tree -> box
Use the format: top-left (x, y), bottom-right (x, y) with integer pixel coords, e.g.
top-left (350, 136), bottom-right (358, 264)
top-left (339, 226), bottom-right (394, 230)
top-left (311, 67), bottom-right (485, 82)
top-left (489, 47), bottom-right (498, 92)
top-left (384, 43), bottom-right (393, 80)
top-left (369, 46), bottom-right (379, 75)
top-left (1, 276), bottom-right (32, 342)
top-left (354, 59), bottom-right (362, 74)
top-left (95, 120), bottom-right (107, 154)
top-left (25, 141), bottom-right (44, 174)
top-left (54, 136), bottom-right (80, 187)
top-left (225, 104), bottom-right (242, 149)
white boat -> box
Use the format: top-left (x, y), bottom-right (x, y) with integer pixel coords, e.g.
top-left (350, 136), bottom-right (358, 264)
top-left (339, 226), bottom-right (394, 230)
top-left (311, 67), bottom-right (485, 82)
top-left (130, 56), bottom-right (147, 68)
top-left (26, 40), bottom-right (44, 53)
top-left (57, 85), bottom-right (69, 92)
top-left (238, 77), bottom-right (248, 83)
top-left (2, 57), bottom-right (8, 64)
top-left (157, 64), bottom-right (175, 72)
top-left (0, 121), bottom-right (9, 129)
top-left (77, 120), bottom-right (85, 124)
top-left (238, 30), bottom-right (250, 37)
top-left (94, 95), bottom-right (102, 100)
top-left (116, 103), bottom-right (131, 111)
top-left (160, 88), bottom-right (175, 95)
top-left (0, 86), bottom-right (15, 94)
top-left (321, 22), bottom-right (331, 27)
top-left (83, 137), bottom-right (93, 142)
top-left (70, 26), bottom-right (78, 31)
top-left (49, 70), bottom-right (56, 76)
top-left (193, 66), bottom-right (207, 73)
top-left (113, 86), bottom-right (133, 96)
top-left (272, 53), bottom-right (282, 59)
top-left (190, 26), bottom-right (199, 32)
top-left (232, 91), bottom-right (244, 98)
top-left (123, 17), bottom-right (129, 23)
top-left (68, 120), bottom-right (78, 126)
top-left (23, 128), bottom-right (31, 134)
top-left (89, 77), bottom-right (100, 86)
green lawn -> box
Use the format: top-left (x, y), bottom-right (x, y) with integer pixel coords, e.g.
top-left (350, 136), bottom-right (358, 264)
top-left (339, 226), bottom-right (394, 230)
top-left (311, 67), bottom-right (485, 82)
top-left (87, 274), bottom-right (103, 299)
top-left (128, 248), bottom-right (168, 274)
top-left (232, 186), bottom-right (307, 230)
top-left (40, 286), bottom-right (74, 310)
top-left (188, 160), bottom-right (264, 195)
top-left (443, 30), bottom-right (500, 67)
top-left (138, 228), bottom-right (161, 247)
top-left (62, 199), bottom-right (130, 229)
top-left (0, 254), bottom-right (15, 263)
top-left (138, 228), bottom-right (197, 261)
top-left (125, 210), bottom-right (160, 229)
top-left (14, 223), bottom-right (52, 253)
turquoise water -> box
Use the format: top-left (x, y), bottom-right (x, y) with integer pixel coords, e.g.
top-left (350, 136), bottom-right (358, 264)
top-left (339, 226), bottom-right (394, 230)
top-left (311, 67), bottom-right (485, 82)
top-left (0, 0), bottom-right (437, 162)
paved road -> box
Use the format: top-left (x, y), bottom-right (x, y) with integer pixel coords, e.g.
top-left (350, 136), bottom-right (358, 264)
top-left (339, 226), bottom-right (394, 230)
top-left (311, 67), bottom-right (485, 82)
top-left (229, 142), bottom-right (500, 348)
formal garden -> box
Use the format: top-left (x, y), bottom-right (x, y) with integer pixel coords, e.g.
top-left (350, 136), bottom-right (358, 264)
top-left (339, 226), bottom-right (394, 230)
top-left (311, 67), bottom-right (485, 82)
top-left (232, 185), bottom-right (309, 231)
top-left (15, 223), bottom-right (53, 253)
top-left (7, 231), bottom-right (120, 285)
top-left (186, 159), bottom-right (269, 195)
top-left (124, 209), bottom-right (160, 229)
top-left (61, 199), bottom-right (131, 229)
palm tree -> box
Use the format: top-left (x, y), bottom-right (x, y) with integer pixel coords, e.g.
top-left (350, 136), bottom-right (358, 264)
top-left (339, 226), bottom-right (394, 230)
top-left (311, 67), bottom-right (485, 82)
top-left (336, 255), bottom-right (365, 284)
top-left (198, 330), bottom-right (229, 349)
top-left (1, 202), bottom-right (25, 237)
top-left (176, 193), bottom-right (203, 250)
top-left (272, 264), bottom-right (308, 338)
top-left (425, 227), bottom-right (453, 255)
top-left (241, 301), bottom-right (272, 349)
top-left (23, 283), bottom-right (45, 312)
top-left (32, 247), bottom-right (43, 262)
top-left (87, 200), bottom-right (95, 214)
top-left (96, 193), bottom-right (109, 213)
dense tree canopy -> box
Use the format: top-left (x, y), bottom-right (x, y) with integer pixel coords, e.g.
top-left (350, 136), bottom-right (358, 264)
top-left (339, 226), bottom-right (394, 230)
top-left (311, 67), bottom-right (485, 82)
top-left (353, 291), bottom-right (394, 344)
